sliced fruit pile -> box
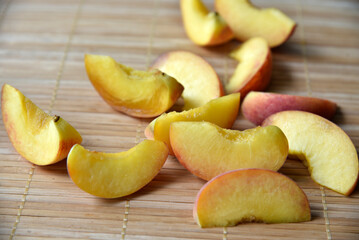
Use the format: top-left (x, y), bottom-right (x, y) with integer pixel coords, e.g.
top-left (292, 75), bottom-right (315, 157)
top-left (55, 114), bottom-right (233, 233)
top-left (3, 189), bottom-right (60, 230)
top-left (1, 0), bottom-right (358, 231)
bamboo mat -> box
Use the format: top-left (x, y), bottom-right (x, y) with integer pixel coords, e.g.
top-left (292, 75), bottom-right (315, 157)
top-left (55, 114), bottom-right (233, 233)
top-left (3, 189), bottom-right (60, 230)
top-left (0, 0), bottom-right (358, 239)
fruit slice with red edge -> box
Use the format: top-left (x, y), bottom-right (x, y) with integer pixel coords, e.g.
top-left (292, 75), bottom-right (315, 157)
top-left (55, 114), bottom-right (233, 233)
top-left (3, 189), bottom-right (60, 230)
top-left (1, 84), bottom-right (82, 166)
top-left (225, 37), bottom-right (272, 98)
top-left (170, 121), bottom-right (288, 180)
top-left (194, 169), bottom-right (311, 228)
top-left (215, 0), bottom-right (296, 47)
top-left (242, 91), bottom-right (337, 125)
top-left (180, 0), bottom-right (234, 46)
top-left (85, 54), bottom-right (184, 118)
top-left (263, 111), bottom-right (358, 195)
top-left (151, 51), bottom-right (224, 110)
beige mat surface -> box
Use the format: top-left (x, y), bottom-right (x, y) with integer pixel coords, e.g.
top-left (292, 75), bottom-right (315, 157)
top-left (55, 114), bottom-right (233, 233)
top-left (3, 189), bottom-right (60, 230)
top-left (0, 0), bottom-right (358, 239)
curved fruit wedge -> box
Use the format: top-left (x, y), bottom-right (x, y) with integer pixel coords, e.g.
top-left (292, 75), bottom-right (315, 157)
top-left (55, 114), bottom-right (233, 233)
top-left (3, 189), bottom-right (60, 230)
top-left (263, 111), bottom-right (358, 195)
top-left (181, 0), bottom-right (234, 46)
top-left (85, 54), bottom-right (184, 118)
top-left (215, 0), bottom-right (296, 47)
top-left (242, 91), bottom-right (337, 125)
top-left (67, 140), bottom-right (168, 198)
top-left (151, 51), bottom-right (224, 110)
top-left (151, 93), bottom-right (240, 154)
top-left (170, 122), bottom-right (288, 180)
top-left (194, 169), bottom-right (311, 228)
top-left (1, 84), bottom-right (82, 166)
top-left (225, 38), bottom-right (272, 98)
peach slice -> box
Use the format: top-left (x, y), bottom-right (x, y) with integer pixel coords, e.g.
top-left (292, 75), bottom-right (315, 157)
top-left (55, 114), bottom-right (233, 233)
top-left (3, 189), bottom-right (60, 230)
top-left (151, 51), bottom-right (224, 110)
top-left (225, 38), bottom-right (272, 97)
top-left (194, 169), bottom-right (311, 228)
top-left (170, 121), bottom-right (288, 180)
top-left (242, 91), bottom-right (337, 125)
top-left (263, 111), bottom-right (358, 195)
top-left (215, 0), bottom-right (296, 47)
top-left (1, 84), bottom-right (82, 165)
top-left (151, 93), bottom-right (240, 154)
top-left (85, 54), bottom-right (184, 118)
top-left (180, 0), bottom-right (234, 46)
top-left (67, 140), bottom-right (168, 198)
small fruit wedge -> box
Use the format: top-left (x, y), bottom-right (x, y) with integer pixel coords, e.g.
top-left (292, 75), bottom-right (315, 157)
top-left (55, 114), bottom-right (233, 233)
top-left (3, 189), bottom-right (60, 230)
top-left (263, 111), bottom-right (358, 195)
top-left (180, 0), bottom-right (234, 46)
top-left (151, 93), bottom-right (240, 154)
top-left (242, 91), bottom-right (337, 125)
top-left (85, 54), bottom-right (184, 118)
top-left (225, 38), bottom-right (272, 97)
top-left (194, 169), bottom-right (311, 228)
top-left (67, 140), bottom-right (168, 198)
top-left (215, 0), bottom-right (296, 47)
top-left (1, 84), bottom-right (82, 165)
top-left (170, 122), bottom-right (288, 181)
top-left (151, 51), bottom-right (224, 110)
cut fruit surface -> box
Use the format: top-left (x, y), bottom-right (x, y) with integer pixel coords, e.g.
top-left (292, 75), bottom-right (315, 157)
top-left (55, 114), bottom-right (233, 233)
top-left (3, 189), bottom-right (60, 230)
top-left (170, 121), bottom-right (288, 180)
top-left (225, 38), bottom-right (272, 97)
top-left (85, 54), bottom-right (184, 118)
top-left (1, 84), bottom-right (82, 165)
top-left (215, 0), bottom-right (296, 47)
top-left (242, 91), bottom-right (337, 125)
top-left (150, 93), bottom-right (240, 154)
top-left (180, 0), bottom-right (234, 46)
top-left (151, 51), bottom-right (224, 110)
top-left (67, 140), bottom-right (168, 198)
top-left (194, 169), bottom-right (311, 228)
top-left (263, 111), bottom-right (358, 195)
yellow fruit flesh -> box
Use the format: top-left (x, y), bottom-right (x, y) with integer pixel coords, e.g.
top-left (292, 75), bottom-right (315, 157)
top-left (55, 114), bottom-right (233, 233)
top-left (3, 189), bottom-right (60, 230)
top-left (264, 111), bottom-right (358, 195)
top-left (153, 93), bottom-right (240, 154)
top-left (195, 169), bottom-right (311, 227)
top-left (85, 54), bottom-right (183, 117)
top-left (216, 0), bottom-right (296, 47)
top-left (225, 37), bottom-right (269, 93)
top-left (152, 51), bottom-right (223, 110)
top-left (181, 0), bottom-right (233, 46)
top-left (67, 140), bottom-right (168, 198)
top-left (2, 84), bottom-right (82, 165)
top-left (170, 122), bottom-right (288, 180)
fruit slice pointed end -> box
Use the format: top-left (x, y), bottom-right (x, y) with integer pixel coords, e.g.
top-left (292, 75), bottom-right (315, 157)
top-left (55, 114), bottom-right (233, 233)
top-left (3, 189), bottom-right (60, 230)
top-left (242, 91), bottom-right (337, 125)
top-left (170, 121), bottom-right (288, 180)
top-left (215, 0), bottom-right (296, 47)
top-left (151, 51), bottom-right (224, 110)
top-left (85, 54), bottom-right (184, 118)
top-left (263, 111), bottom-right (358, 195)
top-left (194, 169), bottom-right (311, 228)
top-left (181, 0), bottom-right (234, 46)
top-left (1, 84), bottom-right (82, 166)
top-left (225, 38), bottom-right (272, 97)
top-left (153, 93), bottom-right (240, 154)
top-left (144, 118), bottom-right (156, 140)
top-left (67, 140), bottom-right (168, 198)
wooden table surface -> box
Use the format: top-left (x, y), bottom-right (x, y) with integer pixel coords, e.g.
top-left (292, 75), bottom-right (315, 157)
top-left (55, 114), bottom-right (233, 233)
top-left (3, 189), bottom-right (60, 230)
top-left (0, 0), bottom-right (358, 239)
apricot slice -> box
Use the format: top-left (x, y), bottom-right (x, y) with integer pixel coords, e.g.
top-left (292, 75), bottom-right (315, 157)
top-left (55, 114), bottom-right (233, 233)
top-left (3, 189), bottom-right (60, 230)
top-left (151, 51), bottom-right (224, 110)
top-left (67, 140), bottom-right (168, 198)
top-left (242, 91), bottom-right (337, 125)
top-left (215, 0), bottom-right (296, 47)
top-left (181, 0), bottom-right (234, 46)
top-left (150, 93), bottom-right (240, 154)
top-left (225, 37), bottom-right (272, 98)
top-left (1, 84), bottom-right (82, 165)
top-left (194, 169), bottom-right (311, 228)
top-left (170, 122), bottom-right (288, 180)
top-left (85, 54), bottom-right (184, 118)
top-left (263, 111), bottom-right (358, 195)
